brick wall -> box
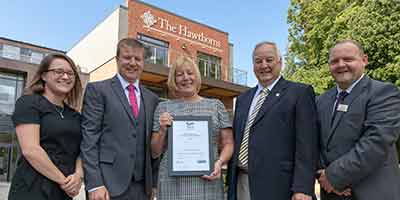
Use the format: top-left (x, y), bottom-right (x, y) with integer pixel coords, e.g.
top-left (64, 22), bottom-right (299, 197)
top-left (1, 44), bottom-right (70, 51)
top-left (127, 0), bottom-right (230, 81)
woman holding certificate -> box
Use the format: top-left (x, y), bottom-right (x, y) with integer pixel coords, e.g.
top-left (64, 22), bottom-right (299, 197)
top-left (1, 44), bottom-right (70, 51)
top-left (151, 56), bottom-right (234, 200)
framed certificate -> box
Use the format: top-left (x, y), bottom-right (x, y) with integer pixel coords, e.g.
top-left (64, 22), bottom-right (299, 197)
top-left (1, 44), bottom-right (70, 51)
top-left (168, 115), bottom-right (213, 176)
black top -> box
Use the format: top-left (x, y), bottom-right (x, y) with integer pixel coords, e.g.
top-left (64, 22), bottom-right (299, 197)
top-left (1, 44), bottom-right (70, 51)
top-left (12, 94), bottom-right (81, 176)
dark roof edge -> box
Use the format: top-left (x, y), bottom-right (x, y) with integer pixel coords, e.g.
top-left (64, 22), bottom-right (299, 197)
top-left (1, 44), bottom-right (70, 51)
top-left (0, 36), bottom-right (65, 53)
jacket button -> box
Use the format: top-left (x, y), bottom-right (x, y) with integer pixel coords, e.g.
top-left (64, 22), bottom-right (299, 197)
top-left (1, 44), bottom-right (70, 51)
top-left (130, 154), bottom-right (134, 158)
top-left (132, 134), bottom-right (136, 138)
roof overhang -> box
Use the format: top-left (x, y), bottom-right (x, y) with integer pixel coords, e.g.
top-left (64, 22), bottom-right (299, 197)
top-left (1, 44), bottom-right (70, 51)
top-left (141, 63), bottom-right (249, 98)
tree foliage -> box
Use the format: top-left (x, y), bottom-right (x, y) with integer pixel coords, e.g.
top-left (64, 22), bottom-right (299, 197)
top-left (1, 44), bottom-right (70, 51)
top-left (285, 0), bottom-right (400, 94)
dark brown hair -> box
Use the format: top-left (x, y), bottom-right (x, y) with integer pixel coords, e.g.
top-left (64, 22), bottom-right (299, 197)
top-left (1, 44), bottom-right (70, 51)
top-left (26, 53), bottom-right (82, 108)
top-left (116, 38), bottom-right (144, 57)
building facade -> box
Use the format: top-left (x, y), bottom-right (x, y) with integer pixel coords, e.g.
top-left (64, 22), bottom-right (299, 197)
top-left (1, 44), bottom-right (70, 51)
top-left (68, 0), bottom-right (248, 113)
top-left (0, 37), bottom-right (89, 184)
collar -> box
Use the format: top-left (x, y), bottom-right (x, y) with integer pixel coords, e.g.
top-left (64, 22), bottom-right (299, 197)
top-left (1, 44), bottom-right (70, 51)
top-left (117, 73), bottom-right (140, 91)
top-left (257, 75), bottom-right (282, 93)
top-left (336, 74), bottom-right (364, 95)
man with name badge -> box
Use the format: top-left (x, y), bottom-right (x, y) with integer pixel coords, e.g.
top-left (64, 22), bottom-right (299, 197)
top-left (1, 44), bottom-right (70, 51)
top-left (317, 39), bottom-right (400, 200)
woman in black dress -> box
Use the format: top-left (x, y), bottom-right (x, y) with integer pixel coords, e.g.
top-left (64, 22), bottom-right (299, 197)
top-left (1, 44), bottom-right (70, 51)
top-left (8, 53), bottom-right (83, 200)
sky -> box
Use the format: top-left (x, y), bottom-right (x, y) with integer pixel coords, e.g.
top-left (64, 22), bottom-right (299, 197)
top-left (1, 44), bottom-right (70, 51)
top-left (0, 0), bottom-right (290, 87)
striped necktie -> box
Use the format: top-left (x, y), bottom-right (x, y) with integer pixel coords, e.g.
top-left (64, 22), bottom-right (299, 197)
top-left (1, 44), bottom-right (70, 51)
top-left (238, 87), bottom-right (269, 167)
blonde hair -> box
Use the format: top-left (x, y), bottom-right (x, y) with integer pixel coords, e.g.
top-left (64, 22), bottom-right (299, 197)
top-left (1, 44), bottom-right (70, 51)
top-left (167, 56), bottom-right (202, 97)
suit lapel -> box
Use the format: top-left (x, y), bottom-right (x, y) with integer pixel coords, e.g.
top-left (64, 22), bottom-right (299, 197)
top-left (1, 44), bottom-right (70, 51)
top-left (327, 76), bottom-right (369, 145)
top-left (236, 87), bottom-right (257, 144)
top-left (320, 88), bottom-right (337, 147)
top-left (252, 78), bottom-right (289, 126)
top-left (110, 76), bottom-right (136, 124)
top-left (140, 86), bottom-right (152, 138)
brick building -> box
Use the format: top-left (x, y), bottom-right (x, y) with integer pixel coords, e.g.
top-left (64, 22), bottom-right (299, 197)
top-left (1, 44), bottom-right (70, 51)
top-left (68, 0), bottom-right (249, 113)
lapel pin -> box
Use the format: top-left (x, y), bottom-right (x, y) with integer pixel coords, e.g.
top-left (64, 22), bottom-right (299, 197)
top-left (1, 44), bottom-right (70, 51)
top-left (276, 93), bottom-right (280, 97)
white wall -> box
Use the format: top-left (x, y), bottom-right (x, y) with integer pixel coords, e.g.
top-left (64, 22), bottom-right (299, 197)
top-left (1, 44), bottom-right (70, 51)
top-left (67, 6), bottom-right (128, 73)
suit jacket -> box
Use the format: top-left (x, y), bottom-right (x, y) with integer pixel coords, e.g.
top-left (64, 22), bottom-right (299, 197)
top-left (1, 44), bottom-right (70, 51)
top-left (227, 78), bottom-right (319, 200)
top-left (317, 76), bottom-right (400, 200)
top-left (80, 76), bottom-right (159, 197)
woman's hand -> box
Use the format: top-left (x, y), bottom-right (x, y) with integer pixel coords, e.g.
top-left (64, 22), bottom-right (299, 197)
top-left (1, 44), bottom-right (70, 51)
top-left (60, 173), bottom-right (82, 197)
top-left (159, 112), bottom-right (173, 133)
top-left (201, 159), bottom-right (223, 181)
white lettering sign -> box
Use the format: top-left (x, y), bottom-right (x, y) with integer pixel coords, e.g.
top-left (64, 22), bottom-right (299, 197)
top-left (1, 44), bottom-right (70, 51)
top-left (141, 11), bottom-right (222, 48)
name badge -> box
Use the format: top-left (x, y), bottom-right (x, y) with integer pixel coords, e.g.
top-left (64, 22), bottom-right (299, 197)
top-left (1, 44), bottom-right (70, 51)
top-left (337, 104), bottom-right (348, 112)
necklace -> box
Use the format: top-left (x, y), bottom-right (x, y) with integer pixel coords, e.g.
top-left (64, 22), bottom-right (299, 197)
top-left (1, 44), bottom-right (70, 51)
top-left (54, 105), bottom-right (64, 119)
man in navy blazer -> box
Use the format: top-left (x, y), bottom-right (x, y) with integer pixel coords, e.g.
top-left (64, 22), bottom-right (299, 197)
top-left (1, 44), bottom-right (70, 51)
top-left (227, 41), bottom-right (319, 200)
top-left (317, 40), bottom-right (400, 200)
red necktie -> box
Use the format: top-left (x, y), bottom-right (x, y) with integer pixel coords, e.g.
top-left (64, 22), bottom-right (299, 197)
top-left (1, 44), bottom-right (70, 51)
top-left (127, 84), bottom-right (139, 118)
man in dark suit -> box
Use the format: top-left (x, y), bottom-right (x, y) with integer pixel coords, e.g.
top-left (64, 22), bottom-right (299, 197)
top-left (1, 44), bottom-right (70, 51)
top-left (317, 40), bottom-right (400, 200)
top-left (81, 38), bottom-right (159, 200)
top-left (227, 41), bottom-right (319, 200)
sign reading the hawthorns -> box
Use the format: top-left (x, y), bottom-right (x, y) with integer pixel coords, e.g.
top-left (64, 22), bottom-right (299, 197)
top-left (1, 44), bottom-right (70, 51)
top-left (141, 11), bottom-right (222, 48)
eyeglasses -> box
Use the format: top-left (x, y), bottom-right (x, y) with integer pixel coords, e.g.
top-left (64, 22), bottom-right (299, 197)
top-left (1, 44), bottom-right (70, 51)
top-left (46, 68), bottom-right (76, 79)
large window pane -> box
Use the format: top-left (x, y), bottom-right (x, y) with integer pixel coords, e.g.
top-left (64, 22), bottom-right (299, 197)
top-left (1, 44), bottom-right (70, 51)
top-left (2, 45), bottom-right (20, 60)
top-left (20, 48), bottom-right (32, 63)
top-left (197, 52), bottom-right (221, 80)
top-left (31, 51), bottom-right (44, 64)
top-left (138, 34), bottom-right (169, 66)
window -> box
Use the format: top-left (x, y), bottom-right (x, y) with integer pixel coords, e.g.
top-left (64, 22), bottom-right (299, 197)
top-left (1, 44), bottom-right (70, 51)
top-left (20, 48), bottom-right (32, 63)
top-left (0, 44), bottom-right (3, 57)
top-left (138, 34), bottom-right (168, 65)
top-left (0, 73), bottom-right (24, 115)
top-left (197, 52), bottom-right (221, 80)
top-left (2, 45), bottom-right (20, 60)
top-left (31, 51), bottom-right (44, 64)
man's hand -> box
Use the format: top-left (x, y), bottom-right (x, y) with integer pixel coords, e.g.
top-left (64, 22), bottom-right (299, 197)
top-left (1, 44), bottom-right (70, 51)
top-left (318, 169), bottom-right (352, 196)
top-left (292, 192), bottom-right (312, 200)
top-left (318, 169), bottom-right (335, 193)
top-left (89, 186), bottom-right (110, 200)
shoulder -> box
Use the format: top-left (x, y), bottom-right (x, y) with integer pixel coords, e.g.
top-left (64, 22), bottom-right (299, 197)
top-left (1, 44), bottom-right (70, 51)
top-left (16, 94), bottom-right (40, 102)
top-left (15, 94), bottom-right (44, 107)
top-left (203, 98), bottom-right (224, 106)
top-left (283, 79), bottom-right (316, 99)
top-left (285, 79), bottom-right (313, 91)
top-left (141, 86), bottom-right (159, 100)
top-left (87, 78), bottom-right (113, 88)
top-left (155, 99), bottom-right (174, 111)
top-left (318, 87), bottom-right (336, 99)
top-left (237, 87), bottom-right (256, 100)
top-left (84, 79), bottom-right (112, 95)
top-left (367, 78), bottom-right (400, 98)
top-left (64, 104), bottom-right (80, 115)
